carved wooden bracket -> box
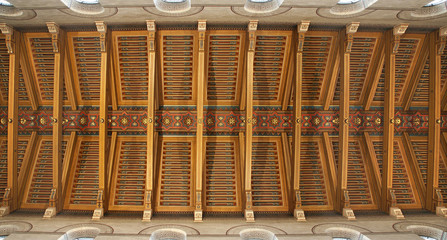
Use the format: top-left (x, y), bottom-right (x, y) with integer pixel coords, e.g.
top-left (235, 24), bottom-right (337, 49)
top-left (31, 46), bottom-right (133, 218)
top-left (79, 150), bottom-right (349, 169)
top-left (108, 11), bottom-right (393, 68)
top-left (248, 20), bottom-right (258, 52)
top-left (46, 22), bottom-right (60, 53)
top-left (0, 24), bottom-right (14, 54)
top-left (95, 21), bottom-right (107, 52)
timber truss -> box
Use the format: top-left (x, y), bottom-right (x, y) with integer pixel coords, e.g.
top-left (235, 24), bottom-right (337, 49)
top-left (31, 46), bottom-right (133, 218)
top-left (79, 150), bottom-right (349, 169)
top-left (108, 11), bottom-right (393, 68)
top-left (0, 20), bottom-right (446, 222)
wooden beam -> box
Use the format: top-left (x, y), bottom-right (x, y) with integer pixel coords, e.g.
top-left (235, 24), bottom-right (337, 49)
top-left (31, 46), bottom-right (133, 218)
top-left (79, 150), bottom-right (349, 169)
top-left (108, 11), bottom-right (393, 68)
top-left (62, 132), bottom-right (77, 195)
top-left (363, 132), bottom-right (382, 191)
top-left (382, 24), bottom-right (408, 217)
top-left (64, 52), bottom-right (77, 110)
top-left (18, 132), bottom-right (37, 203)
top-left (143, 20), bottom-right (156, 222)
top-left (322, 133), bottom-right (337, 202)
top-left (109, 35), bottom-right (118, 111)
top-left (0, 24), bottom-right (20, 216)
top-left (402, 35), bottom-right (429, 111)
top-left (363, 36), bottom-right (385, 110)
top-left (194, 20), bottom-right (206, 222)
top-left (93, 21), bottom-right (108, 220)
top-left (323, 35), bottom-right (340, 110)
top-left (244, 20), bottom-right (257, 223)
top-left (282, 30), bottom-right (296, 111)
top-left (19, 38), bottom-right (38, 110)
top-left (426, 30), bottom-right (444, 211)
top-left (402, 133), bottom-right (426, 206)
top-left (43, 22), bottom-right (65, 218)
top-left (336, 23), bottom-right (358, 219)
top-left (362, 132), bottom-right (382, 205)
top-left (106, 132), bottom-right (117, 190)
top-left (292, 21), bottom-right (309, 221)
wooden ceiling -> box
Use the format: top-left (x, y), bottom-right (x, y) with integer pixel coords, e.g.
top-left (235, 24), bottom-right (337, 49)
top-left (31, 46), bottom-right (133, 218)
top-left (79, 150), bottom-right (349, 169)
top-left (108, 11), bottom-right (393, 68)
top-left (0, 21), bottom-right (446, 221)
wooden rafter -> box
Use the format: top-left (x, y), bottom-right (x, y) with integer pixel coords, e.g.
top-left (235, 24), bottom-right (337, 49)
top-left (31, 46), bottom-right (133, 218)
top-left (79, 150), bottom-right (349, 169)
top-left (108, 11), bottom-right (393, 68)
top-left (63, 48), bottom-right (77, 110)
top-left (144, 20), bottom-right (156, 221)
top-left (19, 38), bottom-right (38, 110)
top-left (17, 132), bottom-right (37, 203)
top-left (382, 29), bottom-right (396, 213)
top-left (45, 22), bottom-right (65, 217)
top-left (292, 21), bottom-right (309, 220)
top-left (402, 133), bottom-right (426, 206)
top-left (402, 34), bottom-right (429, 111)
top-left (362, 132), bottom-right (382, 204)
top-left (0, 25), bottom-right (20, 215)
top-left (322, 132), bottom-right (337, 206)
top-left (336, 23), bottom-right (358, 215)
top-left (426, 30), bottom-right (442, 211)
top-left (194, 20), bottom-right (206, 222)
top-left (323, 34), bottom-right (340, 110)
top-left (95, 21), bottom-right (109, 220)
top-left (244, 20), bottom-right (257, 222)
top-left (363, 35), bottom-right (384, 110)
top-left (61, 132), bottom-right (77, 197)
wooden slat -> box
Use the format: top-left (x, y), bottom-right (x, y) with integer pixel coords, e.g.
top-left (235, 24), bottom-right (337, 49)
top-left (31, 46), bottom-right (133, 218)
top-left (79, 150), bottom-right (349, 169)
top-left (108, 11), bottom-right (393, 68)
top-left (19, 37), bottom-right (38, 109)
top-left (25, 33), bottom-right (59, 106)
top-left (402, 35), bottom-right (429, 110)
top-left (159, 31), bottom-right (197, 105)
top-left (251, 137), bottom-right (288, 211)
top-left (206, 30), bottom-right (245, 106)
top-left (402, 133), bottom-right (426, 206)
top-left (363, 35), bottom-right (384, 110)
top-left (21, 136), bottom-right (68, 209)
top-left (253, 31), bottom-right (292, 106)
top-left (332, 138), bottom-right (378, 210)
top-left (67, 32), bottom-right (102, 105)
top-left (204, 137), bottom-right (241, 212)
top-left (156, 137), bottom-right (194, 212)
top-left (112, 31), bottom-right (149, 106)
top-left (109, 136), bottom-right (146, 210)
top-left (64, 137), bottom-right (99, 210)
top-left (322, 132), bottom-right (337, 203)
top-left (297, 137), bottom-right (332, 211)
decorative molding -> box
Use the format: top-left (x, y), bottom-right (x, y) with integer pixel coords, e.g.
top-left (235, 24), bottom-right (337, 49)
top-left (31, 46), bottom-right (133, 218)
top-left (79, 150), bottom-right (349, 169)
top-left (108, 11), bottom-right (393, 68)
top-left (226, 225), bottom-right (287, 235)
top-left (312, 223), bottom-right (372, 239)
top-left (231, 6), bottom-right (291, 17)
top-left (328, 0), bottom-right (377, 16)
top-left (149, 228), bottom-right (187, 240)
top-left (153, 0), bottom-right (191, 13)
top-left (58, 7), bottom-right (117, 18)
top-left (317, 7), bottom-right (375, 19)
top-left (139, 224), bottom-right (200, 235)
top-left (60, 0), bottom-right (104, 14)
top-left (393, 222), bottom-right (447, 239)
top-left (55, 223), bottom-right (113, 234)
top-left (142, 6), bottom-right (203, 17)
top-left (0, 221), bottom-right (33, 235)
top-left (239, 228), bottom-right (278, 240)
top-left (57, 227), bottom-right (101, 240)
top-left (244, 0), bottom-right (284, 13)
